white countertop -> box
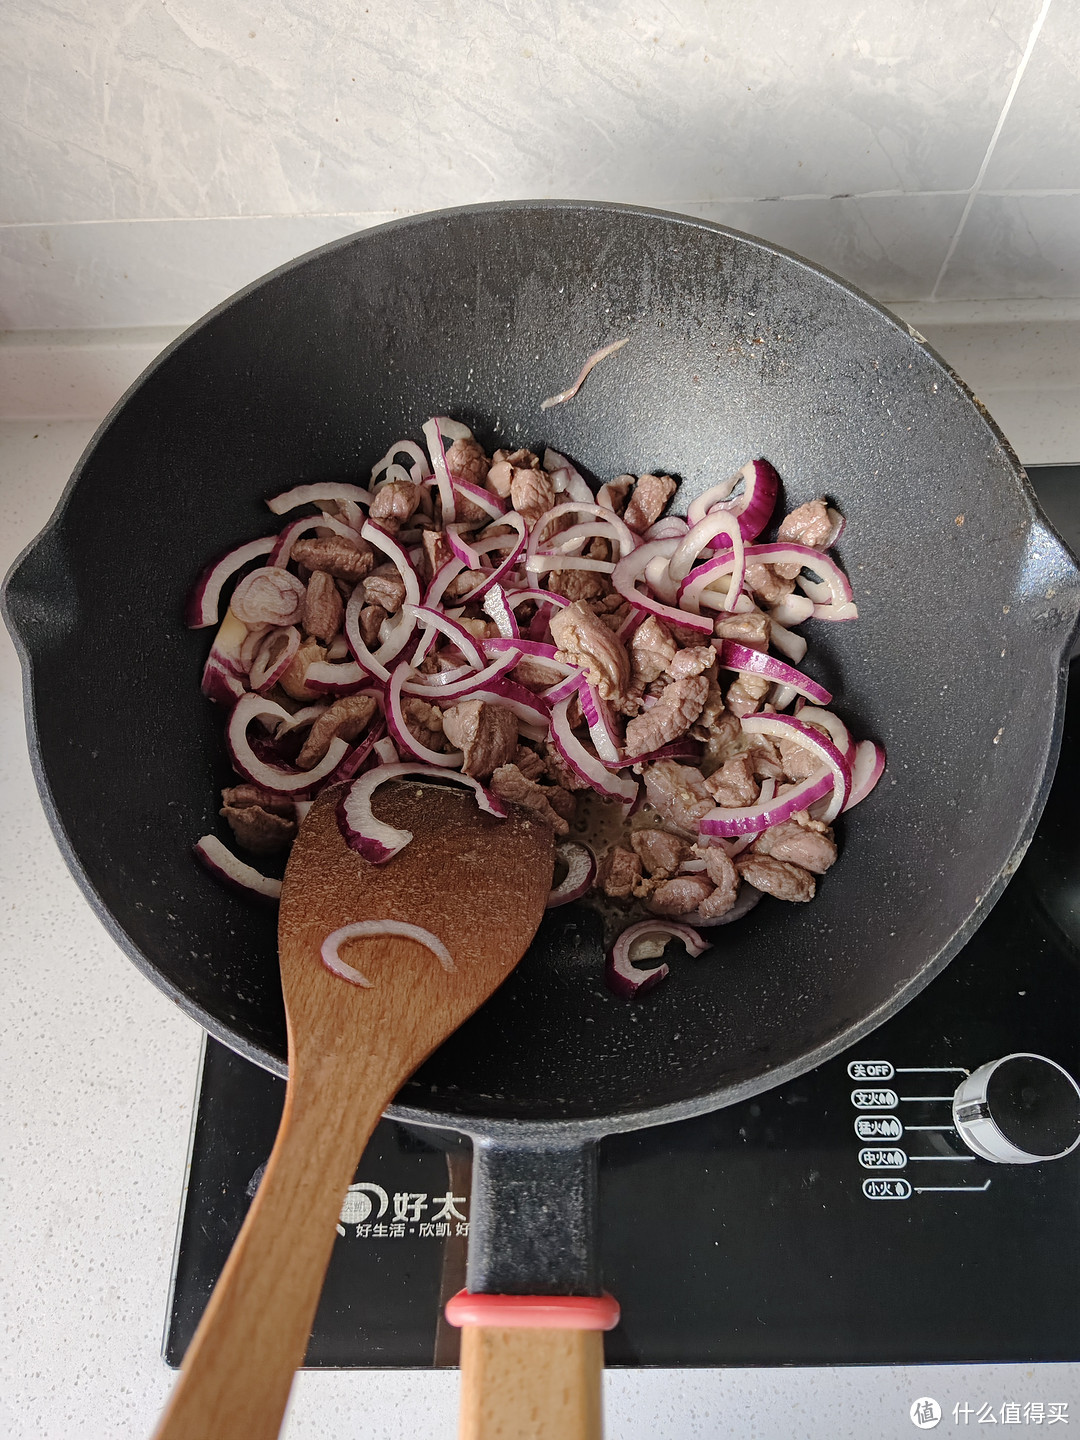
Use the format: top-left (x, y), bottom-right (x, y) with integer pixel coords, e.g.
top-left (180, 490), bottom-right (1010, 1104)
top-left (2, 324), bottom-right (1079, 1439)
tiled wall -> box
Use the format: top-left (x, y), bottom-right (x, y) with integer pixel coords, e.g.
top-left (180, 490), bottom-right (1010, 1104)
top-left (2, 0), bottom-right (1077, 329)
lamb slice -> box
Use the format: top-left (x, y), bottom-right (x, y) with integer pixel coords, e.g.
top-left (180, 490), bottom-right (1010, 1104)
top-left (547, 568), bottom-right (611, 603)
top-left (441, 699), bottom-right (519, 780)
top-left (753, 819), bottom-right (837, 874)
top-left (667, 645), bottom-right (715, 679)
top-left (630, 828), bottom-right (690, 878)
top-left (296, 693), bottom-right (378, 768)
top-left (550, 599), bottom-right (631, 708)
top-left (630, 615), bottom-right (677, 685)
top-left (725, 672), bottom-right (770, 718)
top-left (363, 562), bottom-right (407, 613)
top-left (735, 853), bottom-right (816, 902)
top-left (543, 742), bottom-right (589, 791)
top-left (647, 873), bottom-right (715, 916)
top-left (220, 785), bottom-right (296, 855)
top-left (369, 480), bottom-right (420, 527)
top-left (700, 845), bottom-right (740, 917)
top-left (490, 763), bottom-right (570, 835)
top-left (642, 760), bottom-right (714, 835)
top-left (713, 609), bottom-right (771, 653)
top-left (445, 435), bottom-right (491, 487)
top-left (512, 744), bottom-right (547, 781)
top-left (291, 535), bottom-right (374, 584)
top-left (624, 674), bottom-right (708, 757)
top-left (510, 466), bottom-right (556, 525)
top-left (778, 735), bottom-right (821, 782)
top-left (624, 473), bottom-right (677, 534)
top-left (596, 846), bottom-right (643, 899)
top-left (773, 499), bottom-right (834, 578)
top-left (704, 754), bottom-right (759, 808)
top-left (744, 562), bottom-right (795, 606)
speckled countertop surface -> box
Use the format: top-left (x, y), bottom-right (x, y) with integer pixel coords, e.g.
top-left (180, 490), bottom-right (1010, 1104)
top-left (2, 336), bottom-right (1079, 1438)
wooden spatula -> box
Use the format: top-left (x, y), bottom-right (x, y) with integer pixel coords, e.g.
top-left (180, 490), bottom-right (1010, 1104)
top-left (153, 779), bottom-right (555, 1440)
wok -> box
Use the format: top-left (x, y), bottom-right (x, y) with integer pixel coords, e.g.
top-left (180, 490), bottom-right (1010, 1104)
top-left (6, 200), bottom-right (1080, 1420)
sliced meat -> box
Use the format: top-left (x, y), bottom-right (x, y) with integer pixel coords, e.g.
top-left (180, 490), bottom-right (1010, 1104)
top-left (512, 656), bottom-right (564, 693)
top-left (596, 846), bottom-right (643, 899)
top-left (369, 480), bottom-right (420, 529)
top-left (511, 466), bottom-right (556, 525)
top-left (647, 873), bottom-right (715, 916)
top-left (296, 693), bottom-right (378, 768)
top-left (725, 672), bottom-right (770, 718)
top-left (744, 562), bottom-right (795, 606)
top-left (490, 763), bottom-right (570, 835)
top-left (300, 570), bottom-right (344, 642)
top-left (420, 529), bottom-right (454, 583)
top-left (445, 436), bottom-right (491, 488)
top-left (713, 609), bottom-right (771, 653)
top-left (441, 699), bottom-right (519, 780)
top-left (547, 568), bottom-right (611, 603)
top-left (512, 744), bottom-right (547, 782)
top-left (221, 784), bottom-right (295, 817)
top-left (597, 474), bottom-right (634, 514)
top-left (735, 853), bottom-right (816, 902)
top-left (291, 535), bottom-right (374, 584)
top-left (359, 603), bottom-right (388, 648)
top-left (550, 600), bottom-right (631, 708)
top-left (220, 786), bottom-right (296, 855)
top-left (278, 638), bottom-right (326, 701)
top-left (689, 848), bottom-right (739, 918)
top-left (668, 645), bottom-right (714, 679)
top-left (746, 736), bottom-right (785, 782)
top-left (442, 568), bottom-right (489, 601)
top-left (773, 499), bottom-right (833, 578)
top-left (485, 458), bottom-right (515, 498)
top-left (704, 754), bottom-right (759, 808)
top-left (542, 742), bottom-right (588, 791)
top-left (362, 562), bottom-right (407, 614)
top-left (778, 735), bottom-right (821, 782)
top-left (753, 819), bottom-right (837, 874)
top-left (630, 616), bottom-right (677, 685)
top-left (624, 473), bottom-right (677, 534)
top-left (630, 828), bottom-right (689, 878)
top-left (624, 674), bottom-right (709, 756)
top-left (402, 697), bottom-right (446, 753)
top-left (545, 786), bottom-right (578, 823)
top-left (642, 760), bottom-right (714, 835)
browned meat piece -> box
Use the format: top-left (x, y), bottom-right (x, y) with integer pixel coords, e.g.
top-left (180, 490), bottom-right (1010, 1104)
top-left (441, 700), bottom-right (519, 779)
top-left (701, 844), bottom-right (740, 915)
top-left (546, 786), bottom-right (578, 823)
top-left (420, 529), bottom-right (454, 583)
top-left (624, 674), bottom-right (709, 756)
top-left (486, 459), bottom-right (515, 498)
top-left (547, 569), bottom-right (611, 602)
top-left (511, 466), bottom-right (556, 525)
top-left (747, 736), bottom-right (785, 781)
top-left (629, 617), bottom-right (676, 685)
top-left (597, 474), bottom-right (634, 514)
top-left (744, 562), bottom-right (795, 606)
top-left (753, 819), bottom-right (837, 874)
top-left (630, 828), bottom-right (690, 878)
top-left (362, 562), bottom-right (407, 614)
top-left (220, 786), bottom-right (296, 855)
top-left (596, 846), bottom-right (644, 898)
top-left (725, 672), bottom-right (770, 718)
top-left (359, 603), bottom-right (388, 648)
top-left (513, 744), bottom-right (547, 781)
top-left (295, 693), bottom-right (378, 768)
top-left (445, 436), bottom-right (491, 487)
top-left (490, 763), bottom-right (570, 835)
top-left (542, 742), bottom-right (588, 791)
top-left (511, 657), bottom-right (562, 693)
top-left (550, 600), bottom-right (631, 708)
top-left (642, 760), bottom-right (714, 835)
top-left (704, 754), bottom-right (760, 808)
top-left (401, 697), bottom-right (445, 752)
top-left (370, 480), bottom-right (420, 528)
top-left (300, 570), bottom-right (344, 642)
top-left (291, 535), bottom-right (374, 583)
top-left (793, 808), bottom-right (830, 833)
top-left (668, 645), bottom-right (714, 679)
top-left (647, 873), bottom-right (715, 916)
top-left (624, 473), bottom-right (677, 534)
top-left (773, 499), bottom-right (834, 578)
top-left (778, 735), bottom-right (820, 781)
top-left (595, 601), bottom-right (632, 633)
top-left (713, 609), bottom-right (771, 653)
top-left (439, 568), bottom-right (486, 602)
top-left (278, 638), bottom-right (327, 701)
top-left (735, 852), bottom-right (816, 902)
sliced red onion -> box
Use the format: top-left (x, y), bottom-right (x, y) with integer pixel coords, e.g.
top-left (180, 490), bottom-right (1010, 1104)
top-left (423, 417), bottom-right (457, 525)
top-left (372, 736), bottom-right (399, 765)
top-left (699, 768), bottom-right (835, 839)
top-left (527, 554), bottom-right (615, 576)
top-left (343, 586), bottom-right (415, 683)
top-left (266, 482), bottom-right (373, 516)
top-left (686, 460), bottom-right (779, 543)
top-left (549, 696), bottom-right (637, 805)
top-left (644, 516), bottom-right (689, 542)
top-left (269, 512), bottom-right (361, 567)
top-left (769, 593), bottom-right (815, 627)
top-left (304, 659), bottom-right (371, 695)
top-left (606, 920), bottom-right (706, 999)
top-left (547, 842), bottom-right (596, 907)
top-left (543, 450), bottom-right (594, 504)
top-left (844, 739), bottom-right (886, 810)
top-left (239, 622), bottom-right (273, 672)
top-left (273, 703), bottom-right (331, 737)
top-left (185, 537), bottom-right (276, 629)
top-left (768, 618), bottom-right (808, 664)
top-left (505, 587), bottom-right (569, 614)
top-left (371, 439), bottom-right (431, 484)
top-left (668, 512), bottom-right (746, 600)
top-left (745, 543), bottom-right (854, 607)
top-left (645, 552), bottom-right (680, 603)
top-left (482, 584), bottom-right (519, 638)
top-left (321, 919), bottom-right (454, 987)
top-left (453, 516), bottom-right (527, 603)
top-left (612, 541), bottom-right (712, 635)
top-left (451, 477), bottom-right (506, 519)
top-left (715, 640), bottom-right (832, 705)
top-left (484, 637), bottom-right (551, 660)
top-left (401, 603), bottom-right (485, 670)
top-left (337, 762), bottom-right (507, 863)
top-left (791, 705), bottom-right (853, 757)
top-left (194, 835), bottom-right (282, 901)
top-left (579, 679), bottom-right (623, 763)
top-left (231, 567), bottom-right (306, 627)
top-left (205, 608), bottom-right (251, 674)
top-left (685, 470), bottom-right (742, 526)
top-left (529, 502), bottom-right (636, 563)
top-left (462, 684), bottom-right (551, 730)
top-left (294, 799), bottom-right (313, 823)
top-left (361, 520), bottom-right (422, 610)
top-left (326, 634), bottom-right (351, 661)
top-left (400, 650), bottom-right (518, 699)
top-left (740, 713), bottom-right (851, 823)
top-left (249, 626), bottom-right (301, 692)
top-left (387, 665), bottom-right (464, 768)
top-left (201, 657), bottom-right (246, 705)
top-left (605, 736), bottom-right (703, 769)
top-left (770, 683), bottom-right (799, 711)
top-left (811, 600), bottom-right (860, 622)
top-left (677, 883), bottom-right (764, 929)
top-left (540, 337), bottom-right (628, 410)
top-left (227, 693), bottom-right (349, 793)
top-left (324, 715), bottom-right (387, 784)
top-left (824, 507), bottom-right (846, 548)
top-left (424, 558), bottom-right (466, 608)
top-left (541, 669), bottom-right (585, 704)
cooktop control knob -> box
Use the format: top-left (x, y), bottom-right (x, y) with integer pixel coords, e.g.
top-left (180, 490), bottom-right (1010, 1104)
top-left (952, 1054), bottom-right (1080, 1164)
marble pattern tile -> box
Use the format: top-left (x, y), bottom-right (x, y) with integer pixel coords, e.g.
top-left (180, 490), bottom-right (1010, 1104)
top-left (936, 193), bottom-right (1080, 298)
top-left (1, 0), bottom-right (1041, 225)
top-left (981, 0), bottom-right (1080, 191)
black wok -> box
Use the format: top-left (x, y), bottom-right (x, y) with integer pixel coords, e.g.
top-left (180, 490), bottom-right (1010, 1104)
top-left (6, 201), bottom-right (1080, 1338)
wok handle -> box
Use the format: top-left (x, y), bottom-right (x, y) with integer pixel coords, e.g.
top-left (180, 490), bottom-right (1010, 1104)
top-left (458, 1324), bottom-right (605, 1440)
top-left (152, 1067), bottom-right (382, 1440)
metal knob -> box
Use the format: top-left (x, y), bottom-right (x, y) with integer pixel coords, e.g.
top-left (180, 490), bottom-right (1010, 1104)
top-left (952, 1053), bottom-right (1080, 1164)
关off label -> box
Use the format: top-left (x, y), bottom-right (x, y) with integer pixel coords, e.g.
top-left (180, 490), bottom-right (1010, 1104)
top-left (847, 1061), bottom-right (895, 1081)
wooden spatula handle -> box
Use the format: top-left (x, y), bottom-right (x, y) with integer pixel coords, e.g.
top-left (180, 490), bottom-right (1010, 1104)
top-left (458, 1327), bottom-right (604, 1440)
top-left (153, 1070), bottom-right (383, 1440)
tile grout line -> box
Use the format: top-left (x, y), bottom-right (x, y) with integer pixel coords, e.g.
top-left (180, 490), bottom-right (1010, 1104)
top-left (930, 0), bottom-right (1055, 301)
